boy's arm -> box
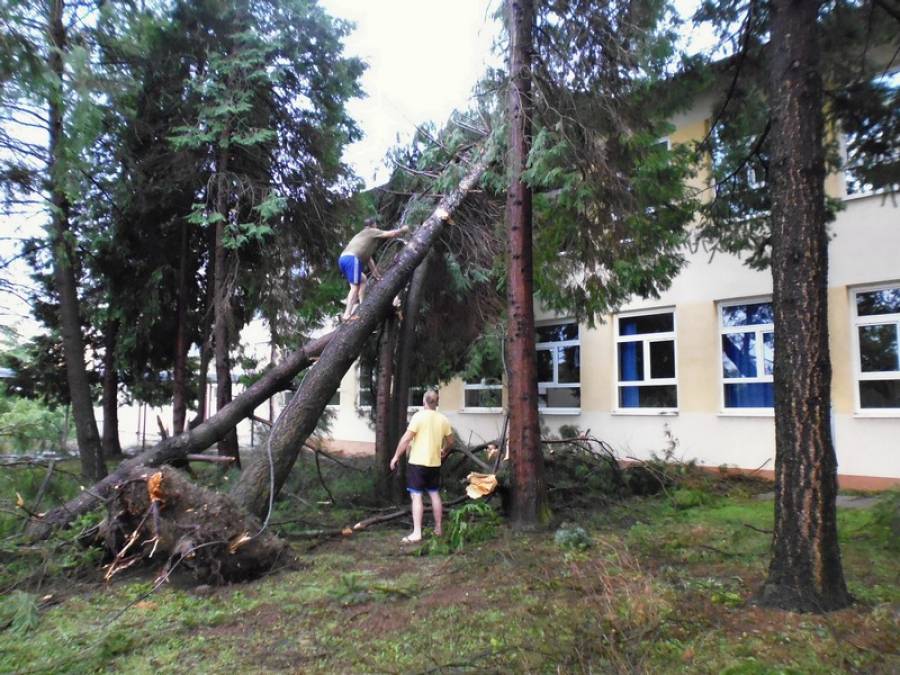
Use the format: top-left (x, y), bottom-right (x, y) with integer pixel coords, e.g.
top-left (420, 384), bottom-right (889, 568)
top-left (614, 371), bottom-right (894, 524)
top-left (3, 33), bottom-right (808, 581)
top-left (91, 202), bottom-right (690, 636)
top-left (378, 225), bottom-right (410, 239)
top-left (390, 429), bottom-right (415, 471)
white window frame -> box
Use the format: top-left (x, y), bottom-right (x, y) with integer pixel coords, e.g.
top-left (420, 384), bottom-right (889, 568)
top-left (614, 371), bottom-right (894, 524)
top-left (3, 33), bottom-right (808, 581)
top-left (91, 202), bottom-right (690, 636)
top-left (535, 319), bottom-right (581, 415)
top-left (326, 387), bottom-right (341, 409)
top-left (841, 72), bottom-right (900, 201)
top-left (613, 307), bottom-right (678, 415)
top-left (356, 362), bottom-right (373, 409)
top-left (851, 282), bottom-right (900, 416)
top-left (718, 297), bottom-right (775, 416)
top-left (462, 378), bottom-right (504, 413)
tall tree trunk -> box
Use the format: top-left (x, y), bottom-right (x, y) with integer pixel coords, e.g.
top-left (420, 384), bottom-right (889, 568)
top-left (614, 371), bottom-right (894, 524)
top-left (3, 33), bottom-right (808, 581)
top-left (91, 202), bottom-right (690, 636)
top-left (759, 0), bottom-right (850, 612)
top-left (172, 221), bottom-right (190, 434)
top-left (390, 253), bottom-right (432, 500)
top-left (213, 150), bottom-right (239, 463)
top-left (47, 0), bottom-right (106, 481)
top-left (101, 317), bottom-right (122, 458)
top-left (194, 238), bottom-right (216, 427)
top-left (505, 0), bottom-right (547, 528)
top-left (231, 151), bottom-right (491, 517)
top-left (27, 330), bottom-right (335, 539)
top-left (374, 315), bottom-right (398, 500)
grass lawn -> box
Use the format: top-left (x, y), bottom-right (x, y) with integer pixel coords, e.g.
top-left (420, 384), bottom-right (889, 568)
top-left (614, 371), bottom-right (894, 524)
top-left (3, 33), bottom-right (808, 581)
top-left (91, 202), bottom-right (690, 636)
top-left (0, 455), bottom-right (897, 673)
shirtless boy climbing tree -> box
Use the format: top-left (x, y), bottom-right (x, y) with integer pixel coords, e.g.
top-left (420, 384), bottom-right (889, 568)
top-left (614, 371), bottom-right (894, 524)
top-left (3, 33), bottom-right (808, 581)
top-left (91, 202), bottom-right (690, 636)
top-left (338, 218), bottom-right (409, 321)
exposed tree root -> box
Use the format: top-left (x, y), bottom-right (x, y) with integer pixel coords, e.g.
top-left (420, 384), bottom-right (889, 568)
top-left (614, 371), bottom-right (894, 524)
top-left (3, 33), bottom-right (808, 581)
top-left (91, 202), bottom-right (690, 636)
top-left (99, 466), bottom-right (286, 585)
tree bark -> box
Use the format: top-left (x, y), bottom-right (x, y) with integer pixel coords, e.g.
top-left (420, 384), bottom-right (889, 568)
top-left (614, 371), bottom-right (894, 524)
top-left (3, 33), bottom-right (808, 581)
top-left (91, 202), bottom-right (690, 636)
top-left (101, 317), bottom-right (122, 458)
top-left (374, 315), bottom-right (398, 500)
top-left (47, 0), bottom-right (106, 482)
top-left (758, 0), bottom-right (850, 612)
top-left (390, 253), bottom-right (432, 500)
top-left (230, 149), bottom-right (492, 517)
top-left (172, 220), bottom-right (190, 435)
top-left (26, 331), bottom-right (334, 539)
top-left (213, 148), bottom-right (239, 463)
top-left (505, 0), bottom-right (548, 528)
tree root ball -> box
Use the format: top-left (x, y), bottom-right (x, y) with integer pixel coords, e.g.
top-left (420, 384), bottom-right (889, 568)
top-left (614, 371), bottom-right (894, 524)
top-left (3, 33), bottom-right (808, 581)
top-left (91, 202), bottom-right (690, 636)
top-left (100, 466), bottom-right (287, 585)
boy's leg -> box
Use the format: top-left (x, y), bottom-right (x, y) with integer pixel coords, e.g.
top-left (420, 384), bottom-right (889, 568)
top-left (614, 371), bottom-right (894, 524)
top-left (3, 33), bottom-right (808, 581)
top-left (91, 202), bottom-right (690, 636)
top-left (357, 274), bottom-right (368, 304)
top-left (342, 283), bottom-right (359, 320)
top-left (408, 491), bottom-right (424, 542)
top-left (428, 490), bottom-right (443, 536)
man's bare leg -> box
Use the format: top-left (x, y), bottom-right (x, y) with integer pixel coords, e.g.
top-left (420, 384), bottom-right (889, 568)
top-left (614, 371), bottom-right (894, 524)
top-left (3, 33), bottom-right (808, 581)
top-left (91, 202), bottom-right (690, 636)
top-left (428, 490), bottom-right (443, 536)
top-left (404, 491), bottom-right (424, 542)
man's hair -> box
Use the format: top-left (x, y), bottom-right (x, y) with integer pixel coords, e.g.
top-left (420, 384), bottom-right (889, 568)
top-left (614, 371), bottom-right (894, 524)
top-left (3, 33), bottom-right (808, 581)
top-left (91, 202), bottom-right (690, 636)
top-left (423, 389), bottom-right (439, 409)
top-left (363, 216), bottom-right (379, 228)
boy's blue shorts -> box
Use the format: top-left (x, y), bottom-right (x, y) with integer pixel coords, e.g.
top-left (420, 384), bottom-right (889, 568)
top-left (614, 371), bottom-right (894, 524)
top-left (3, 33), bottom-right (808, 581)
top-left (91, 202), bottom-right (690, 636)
top-left (339, 254), bottom-right (362, 285)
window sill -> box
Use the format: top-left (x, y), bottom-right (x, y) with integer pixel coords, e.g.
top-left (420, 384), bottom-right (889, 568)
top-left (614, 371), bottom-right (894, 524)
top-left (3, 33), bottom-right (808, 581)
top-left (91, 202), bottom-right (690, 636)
top-left (539, 408), bottom-right (581, 416)
top-left (842, 188), bottom-right (893, 202)
top-left (852, 410), bottom-right (900, 418)
top-left (612, 409), bottom-right (678, 416)
top-left (461, 407), bottom-right (504, 414)
top-left (717, 409), bottom-right (774, 418)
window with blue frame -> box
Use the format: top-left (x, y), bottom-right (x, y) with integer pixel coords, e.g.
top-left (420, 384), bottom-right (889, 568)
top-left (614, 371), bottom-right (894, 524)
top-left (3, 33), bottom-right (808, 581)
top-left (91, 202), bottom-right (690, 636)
top-left (853, 285), bottom-right (900, 410)
top-left (720, 300), bottom-right (774, 409)
top-left (616, 310), bottom-right (677, 409)
top-left (535, 321), bottom-right (581, 410)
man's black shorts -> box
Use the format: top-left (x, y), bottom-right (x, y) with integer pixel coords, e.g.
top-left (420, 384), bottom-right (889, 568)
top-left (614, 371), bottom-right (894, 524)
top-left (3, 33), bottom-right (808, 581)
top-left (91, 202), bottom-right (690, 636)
top-left (406, 463), bottom-right (440, 493)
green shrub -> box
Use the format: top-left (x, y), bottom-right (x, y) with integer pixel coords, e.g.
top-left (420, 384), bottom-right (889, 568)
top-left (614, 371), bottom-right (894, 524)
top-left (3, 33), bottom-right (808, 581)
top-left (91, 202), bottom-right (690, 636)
top-left (554, 523), bottom-right (592, 551)
top-left (0, 391), bottom-right (67, 453)
top-left (421, 502), bottom-right (500, 555)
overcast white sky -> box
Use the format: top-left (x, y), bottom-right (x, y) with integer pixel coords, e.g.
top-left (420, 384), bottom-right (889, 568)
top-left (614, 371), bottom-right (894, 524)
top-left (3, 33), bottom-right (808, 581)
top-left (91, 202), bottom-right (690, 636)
top-left (319, 0), bottom-right (504, 187)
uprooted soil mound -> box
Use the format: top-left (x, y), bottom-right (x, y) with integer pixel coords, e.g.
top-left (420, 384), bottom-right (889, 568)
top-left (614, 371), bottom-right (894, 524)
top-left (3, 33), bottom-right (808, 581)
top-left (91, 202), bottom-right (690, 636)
top-left (99, 466), bottom-right (287, 585)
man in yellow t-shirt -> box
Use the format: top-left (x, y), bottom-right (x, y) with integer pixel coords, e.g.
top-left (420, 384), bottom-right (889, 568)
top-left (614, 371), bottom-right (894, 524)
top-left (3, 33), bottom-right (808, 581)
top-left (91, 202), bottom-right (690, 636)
top-left (338, 218), bottom-right (408, 321)
top-left (390, 389), bottom-right (454, 543)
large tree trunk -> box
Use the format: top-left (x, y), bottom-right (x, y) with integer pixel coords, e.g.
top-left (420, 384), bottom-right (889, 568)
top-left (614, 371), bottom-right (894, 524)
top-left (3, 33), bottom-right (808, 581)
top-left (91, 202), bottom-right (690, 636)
top-left (172, 220), bottom-right (191, 435)
top-left (758, 0), bottom-right (850, 612)
top-left (26, 331), bottom-right (334, 540)
top-left (390, 253), bottom-right (432, 500)
top-left (505, 0), bottom-right (547, 528)
top-left (214, 149), bottom-right (239, 463)
top-left (101, 317), bottom-right (122, 458)
top-left (193, 229), bottom-right (217, 427)
top-left (374, 315), bottom-right (398, 500)
top-left (231, 150), bottom-right (492, 517)
top-left (47, 0), bottom-right (106, 482)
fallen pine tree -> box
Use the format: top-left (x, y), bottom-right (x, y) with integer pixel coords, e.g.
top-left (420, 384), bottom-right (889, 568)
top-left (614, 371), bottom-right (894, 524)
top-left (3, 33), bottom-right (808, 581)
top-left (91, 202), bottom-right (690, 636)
top-left (25, 331), bottom-right (334, 540)
top-left (26, 143), bottom-right (494, 568)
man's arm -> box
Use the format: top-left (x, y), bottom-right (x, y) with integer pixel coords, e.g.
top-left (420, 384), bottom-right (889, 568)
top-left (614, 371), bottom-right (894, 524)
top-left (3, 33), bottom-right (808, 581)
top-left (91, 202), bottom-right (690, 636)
top-left (390, 429), bottom-right (415, 471)
top-left (440, 433), bottom-right (455, 460)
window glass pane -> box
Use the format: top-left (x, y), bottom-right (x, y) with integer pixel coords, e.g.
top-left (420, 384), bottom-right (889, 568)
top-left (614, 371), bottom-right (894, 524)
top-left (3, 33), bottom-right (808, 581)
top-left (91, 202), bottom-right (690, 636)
top-left (618, 313), bottom-right (673, 336)
top-left (465, 388), bottom-right (501, 408)
top-left (859, 324), bottom-right (899, 372)
top-left (649, 340), bottom-right (675, 379)
top-left (536, 323), bottom-right (578, 343)
top-left (536, 349), bottom-right (554, 382)
top-left (857, 289), bottom-right (900, 316)
top-left (618, 342), bottom-right (644, 381)
top-left (722, 333), bottom-right (758, 378)
top-left (328, 391), bottom-right (340, 406)
top-left (763, 332), bottom-right (774, 375)
top-left (557, 346), bottom-right (580, 383)
top-left (724, 382), bottom-right (774, 407)
top-left (722, 302), bottom-right (773, 327)
top-left (359, 390), bottom-right (374, 407)
top-left (540, 387), bottom-right (580, 409)
top-left (859, 380), bottom-right (900, 408)
top-left (619, 385), bottom-right (677, 408)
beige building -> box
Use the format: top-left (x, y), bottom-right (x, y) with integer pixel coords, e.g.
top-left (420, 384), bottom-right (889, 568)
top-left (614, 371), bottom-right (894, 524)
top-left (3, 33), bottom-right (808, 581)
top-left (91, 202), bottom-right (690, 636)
top-left (324, 90), bottom-right (900, 490)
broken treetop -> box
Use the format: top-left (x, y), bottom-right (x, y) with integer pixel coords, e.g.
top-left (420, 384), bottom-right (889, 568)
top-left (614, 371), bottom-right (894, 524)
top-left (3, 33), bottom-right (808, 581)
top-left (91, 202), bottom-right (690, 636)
top-left (342, 227), bottom-right (389, 263)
